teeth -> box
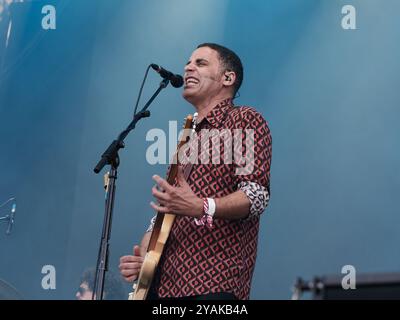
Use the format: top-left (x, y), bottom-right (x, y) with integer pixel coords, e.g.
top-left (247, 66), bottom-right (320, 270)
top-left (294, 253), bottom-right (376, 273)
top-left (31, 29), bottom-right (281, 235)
top-left (185, 77), bottom-right (199, 85)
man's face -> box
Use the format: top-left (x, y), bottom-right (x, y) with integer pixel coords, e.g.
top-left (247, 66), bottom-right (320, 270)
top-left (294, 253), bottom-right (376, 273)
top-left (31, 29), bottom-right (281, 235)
top-left (76, 282), bottom-right (94, 300)
top-left (183, 46), bottom-right (225, 105)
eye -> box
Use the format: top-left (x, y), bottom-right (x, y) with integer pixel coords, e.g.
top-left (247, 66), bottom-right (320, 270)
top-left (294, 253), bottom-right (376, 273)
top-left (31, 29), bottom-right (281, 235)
top-left (196, 60), bottom-right (207, 67)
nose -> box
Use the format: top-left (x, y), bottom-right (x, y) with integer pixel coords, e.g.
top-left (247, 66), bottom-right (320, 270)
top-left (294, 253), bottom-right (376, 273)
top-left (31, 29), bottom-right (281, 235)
top-left (184, 62), bottom-right (195, 73)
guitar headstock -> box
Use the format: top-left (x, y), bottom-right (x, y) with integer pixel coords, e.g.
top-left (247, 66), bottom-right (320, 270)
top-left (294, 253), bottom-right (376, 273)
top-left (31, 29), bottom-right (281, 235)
top-left (178, 113), bottom-right (197, 145)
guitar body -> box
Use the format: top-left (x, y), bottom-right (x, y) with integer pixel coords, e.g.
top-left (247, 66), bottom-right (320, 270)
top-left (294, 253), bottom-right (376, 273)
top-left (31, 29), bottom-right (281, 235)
top-left (129, 114), bottom-right (195, 300)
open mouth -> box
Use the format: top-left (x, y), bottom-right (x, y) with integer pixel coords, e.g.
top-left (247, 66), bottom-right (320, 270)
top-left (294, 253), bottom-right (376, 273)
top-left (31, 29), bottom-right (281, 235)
top-left (185, 76), bottom-right (199, 86)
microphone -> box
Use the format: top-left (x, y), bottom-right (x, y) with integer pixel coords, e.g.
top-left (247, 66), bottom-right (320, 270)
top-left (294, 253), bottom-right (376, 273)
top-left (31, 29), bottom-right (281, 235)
top-left (151, 64), bottom-right (184, 88)
top-left (6, 202), bottom-right (16, 235)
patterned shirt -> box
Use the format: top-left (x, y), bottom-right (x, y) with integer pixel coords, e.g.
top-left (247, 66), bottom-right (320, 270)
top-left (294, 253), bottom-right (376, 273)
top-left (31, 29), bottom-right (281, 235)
top-left (149, 98), bottom-right (272, 299)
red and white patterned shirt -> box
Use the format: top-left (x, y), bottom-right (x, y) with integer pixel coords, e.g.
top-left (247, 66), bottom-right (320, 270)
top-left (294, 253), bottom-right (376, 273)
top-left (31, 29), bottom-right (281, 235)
top-left (149, 98), bottom-right (272, 299)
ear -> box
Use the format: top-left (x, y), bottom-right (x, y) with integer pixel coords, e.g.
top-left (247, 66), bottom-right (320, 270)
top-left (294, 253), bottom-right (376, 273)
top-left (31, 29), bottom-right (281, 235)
top-left (222, 71), bottom-right (236, 88)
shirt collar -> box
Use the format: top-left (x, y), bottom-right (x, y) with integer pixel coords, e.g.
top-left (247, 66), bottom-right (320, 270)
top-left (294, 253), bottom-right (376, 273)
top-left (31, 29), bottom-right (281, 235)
top-left (198, 98), bottom-right (234, 128)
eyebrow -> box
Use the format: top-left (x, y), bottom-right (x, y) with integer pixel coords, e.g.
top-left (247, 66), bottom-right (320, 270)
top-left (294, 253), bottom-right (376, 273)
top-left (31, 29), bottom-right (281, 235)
top-left (186, 58), bottom-right (209, 65)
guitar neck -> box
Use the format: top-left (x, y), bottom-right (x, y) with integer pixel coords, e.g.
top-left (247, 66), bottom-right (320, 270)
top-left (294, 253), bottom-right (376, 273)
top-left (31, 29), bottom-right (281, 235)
top-left (147, 115), bottom-right (194, 252)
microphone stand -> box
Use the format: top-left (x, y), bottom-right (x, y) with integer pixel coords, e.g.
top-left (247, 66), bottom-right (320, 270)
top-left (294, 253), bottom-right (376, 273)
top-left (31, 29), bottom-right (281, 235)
top-left (92, 78), bottom-right (170, 300)
top-left (0, 198), bottom-right (16, 235)
top-left (0, 216), bottom-right (10, 225)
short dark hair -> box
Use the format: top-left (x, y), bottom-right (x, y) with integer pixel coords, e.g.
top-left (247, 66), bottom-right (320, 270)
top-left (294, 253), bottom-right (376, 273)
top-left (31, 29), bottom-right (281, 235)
top-left (197, 43), bottom-right (243, 97)
top-left (80, 268), bottom-right (126, 300)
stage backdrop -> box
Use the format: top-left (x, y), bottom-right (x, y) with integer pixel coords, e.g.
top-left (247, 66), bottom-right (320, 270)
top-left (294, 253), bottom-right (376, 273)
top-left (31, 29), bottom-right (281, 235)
top-left (0, 0), bottom-right (399, 299)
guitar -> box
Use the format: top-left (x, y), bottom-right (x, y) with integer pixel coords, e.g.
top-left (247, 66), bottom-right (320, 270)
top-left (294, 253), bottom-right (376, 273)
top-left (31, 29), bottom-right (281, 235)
top-left (129, 113), bottom-right (197, 300)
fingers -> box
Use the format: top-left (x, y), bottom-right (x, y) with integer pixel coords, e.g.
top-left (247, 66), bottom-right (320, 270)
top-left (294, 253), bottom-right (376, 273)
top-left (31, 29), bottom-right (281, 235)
top-left (152, 185), bottom-right (169, 203)
top-left (120, 267), bottom-right (141, 282)
top-left (150, 201), bottom-right (170, 213)
top-left (125, 275), bottom-right (139, 282)
top-left (120, 255), bottom-right (144, 263)
top-left (119, 255), bottom-right (143, 282)
top-left (152, 175), bottom-right (173, 193)
top-left (119, 262), bottom-right (143, 270)
top-left (133, 245), bottom-right (141, 257)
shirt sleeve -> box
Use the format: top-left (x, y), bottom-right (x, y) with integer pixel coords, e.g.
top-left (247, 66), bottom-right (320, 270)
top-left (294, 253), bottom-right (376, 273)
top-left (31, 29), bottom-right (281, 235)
top-left (238, 181), bottom-right (270, 218)
top-left (233, 107), bottom-right (272, 217)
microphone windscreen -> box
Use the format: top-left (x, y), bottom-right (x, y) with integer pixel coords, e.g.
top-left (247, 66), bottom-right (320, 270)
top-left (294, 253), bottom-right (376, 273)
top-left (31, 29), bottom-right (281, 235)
top-left (171, 75), bottom-right (184, 88)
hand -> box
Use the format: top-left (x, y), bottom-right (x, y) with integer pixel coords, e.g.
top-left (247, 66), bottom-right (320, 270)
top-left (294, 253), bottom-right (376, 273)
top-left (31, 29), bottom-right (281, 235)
top-left (119, 245), bottom-right (144, 282)
top-left (150, 166), bottom-right (203, 218)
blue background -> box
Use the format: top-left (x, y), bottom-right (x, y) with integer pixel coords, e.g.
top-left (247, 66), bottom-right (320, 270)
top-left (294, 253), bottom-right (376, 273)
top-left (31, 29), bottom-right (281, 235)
top-left (0, 0), bottom-right (399, 299)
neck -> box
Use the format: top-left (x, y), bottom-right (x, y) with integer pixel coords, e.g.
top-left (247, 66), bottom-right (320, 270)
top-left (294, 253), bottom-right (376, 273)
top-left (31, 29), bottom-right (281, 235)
top-left (193, 95), bottom-right (232, 122)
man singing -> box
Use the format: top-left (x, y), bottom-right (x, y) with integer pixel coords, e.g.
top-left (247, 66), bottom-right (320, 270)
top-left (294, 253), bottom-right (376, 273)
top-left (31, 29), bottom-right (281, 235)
top-left (120, 43), bottom-right (272, 300)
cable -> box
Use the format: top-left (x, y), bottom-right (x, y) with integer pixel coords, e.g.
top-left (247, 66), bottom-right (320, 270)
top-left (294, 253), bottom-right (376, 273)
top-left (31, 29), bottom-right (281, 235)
top-left (0, 197), bottom-right (15, 209)
top-left (133, 64), bottom-right (152, 117)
